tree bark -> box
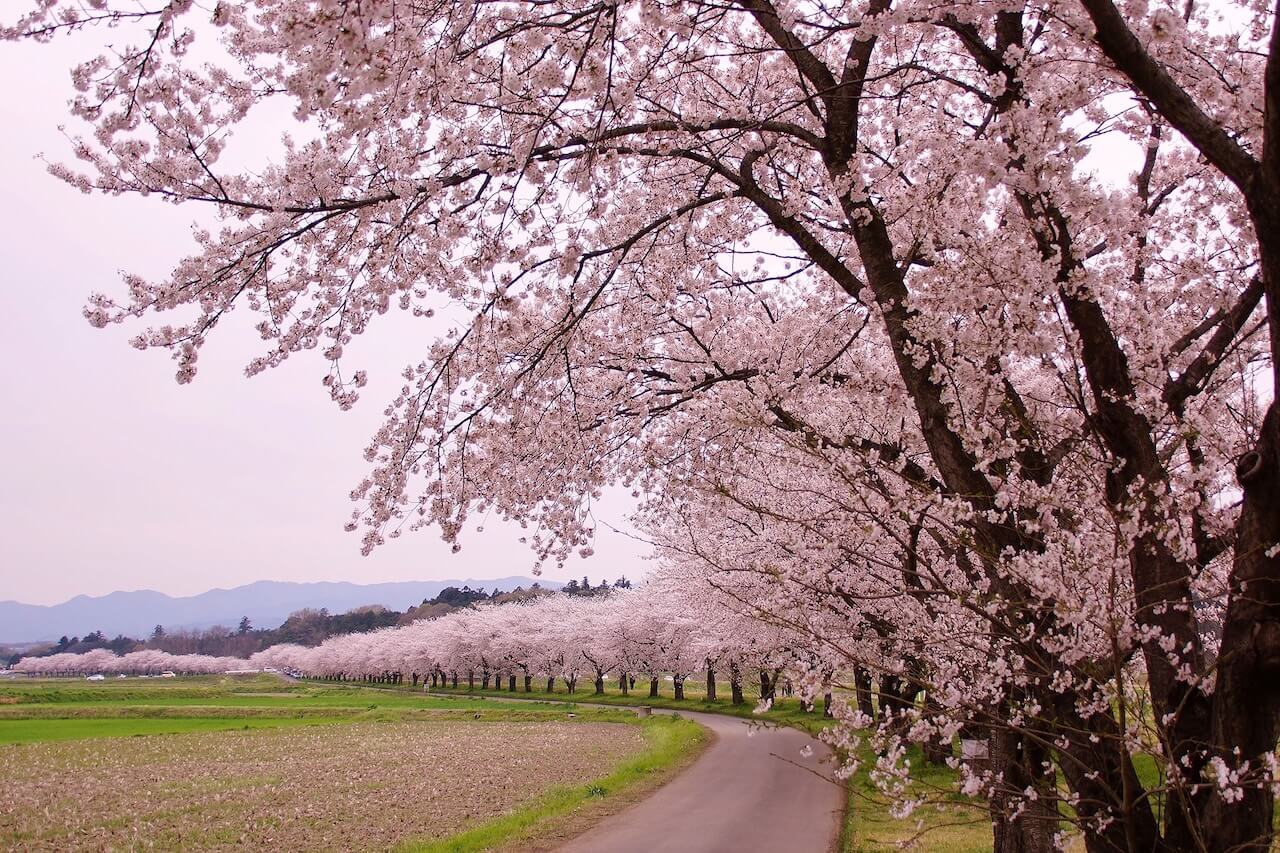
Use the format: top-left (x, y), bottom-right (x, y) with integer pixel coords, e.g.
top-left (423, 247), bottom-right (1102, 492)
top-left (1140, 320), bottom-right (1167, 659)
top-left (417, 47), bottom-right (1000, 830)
top-left (878, 673), bottom-right (920, 723)
top-left (705, 666), bottom-right (717, 701)
top-left (730, 662), bottom-right (745, 705)
top-left (649, 677), bottom-right (660, 698)
top-left (922, 691), bottom-right (950, 765)
top-left (673, 676), bottom-right (685, 700)
top-left (759, 669), bottom-right (776, 702)
top-left (987, 728), bottom-right (1057, 853)
top-left (854, 667), bottom-right (876, 722)
top-left (619, 671), bottom-right (629, 696)
top-left (1199, 402), bottom-right (1280, 852)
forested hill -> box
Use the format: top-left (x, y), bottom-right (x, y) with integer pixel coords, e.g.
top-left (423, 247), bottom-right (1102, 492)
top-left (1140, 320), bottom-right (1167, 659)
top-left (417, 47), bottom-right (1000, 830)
top-left (0, 578), bottom-right (558, 642)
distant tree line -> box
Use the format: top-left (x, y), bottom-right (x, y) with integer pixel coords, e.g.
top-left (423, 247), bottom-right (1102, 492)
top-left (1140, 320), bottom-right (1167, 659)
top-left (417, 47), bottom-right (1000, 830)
top-left (561, 576), bottom-right (631, 596)
top-left (5, 579), bottom-right (631, 666)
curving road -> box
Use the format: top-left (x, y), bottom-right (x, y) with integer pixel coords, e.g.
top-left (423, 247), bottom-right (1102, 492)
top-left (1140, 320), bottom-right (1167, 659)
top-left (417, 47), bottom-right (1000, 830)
top-left (556, 710), bottom-right (843, 853)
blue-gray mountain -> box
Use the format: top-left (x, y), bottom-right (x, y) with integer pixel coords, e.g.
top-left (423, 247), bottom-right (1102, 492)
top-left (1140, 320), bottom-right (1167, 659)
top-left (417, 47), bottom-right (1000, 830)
top-left (0, 578), bottom-right (558, 643)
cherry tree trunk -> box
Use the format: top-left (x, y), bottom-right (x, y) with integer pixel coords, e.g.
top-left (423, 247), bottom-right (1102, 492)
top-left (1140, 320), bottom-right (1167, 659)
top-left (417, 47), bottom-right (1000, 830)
top-left (729, 662), bottom-right (745, 705)
top-left (759, 670), bottom-right (776, 702)
top-left (523, 674), bottom-right (532, 692)
top-left (594, 675), bottom-right (605, 695)
top-left (508, 674), bottom-right (516, 692)
top-left (649, 677), bottom-right (660, 698)
top-left (822, 692), bottom-right (833, 718)
top-left (988, 729), bottom-right (1056, 853)
top-left (705, 668), bottom-right (716, 701)
top-left (566, 676), bottom-right (577, 694)
top-left (877, 673), bottom-right (921, 726)
top-left (481, 673), bottom-right (490, 690)
top-left (922, 692), bottom-right (950, 765)
top-left (451, 672), bottom-right (458, 688)
top-left (854, 668), bottom-right (875, 722)
top-left (546, 676), bottom-right (555, 693)
top-left (1198, 401), bottom-right (1280, 852)
top-left (467, 671), bottom-right (474, 689)
top-left (673, 676), bottom-right (684, 700)
top-left (619, 672), bottom-right (629, 696)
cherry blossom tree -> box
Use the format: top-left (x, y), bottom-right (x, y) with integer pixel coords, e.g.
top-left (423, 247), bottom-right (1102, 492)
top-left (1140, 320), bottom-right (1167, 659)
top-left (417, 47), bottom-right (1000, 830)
top-left (565, 596), bottom-right (622, 694)
top-left (6, 0), bottom-right (1280, 849)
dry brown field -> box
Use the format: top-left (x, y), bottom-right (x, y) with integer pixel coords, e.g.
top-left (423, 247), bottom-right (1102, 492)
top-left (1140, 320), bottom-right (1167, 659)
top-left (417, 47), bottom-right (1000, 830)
top-left (2, 718), bottom-right (645, 851)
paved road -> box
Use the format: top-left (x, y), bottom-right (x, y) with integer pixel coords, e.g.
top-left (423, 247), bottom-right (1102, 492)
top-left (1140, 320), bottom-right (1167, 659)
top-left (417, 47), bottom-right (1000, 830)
top-left (556, 710), bottom-right (843, 853)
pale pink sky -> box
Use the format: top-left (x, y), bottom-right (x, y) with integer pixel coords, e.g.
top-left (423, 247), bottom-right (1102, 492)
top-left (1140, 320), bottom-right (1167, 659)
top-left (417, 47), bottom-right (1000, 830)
top-left (0, 38), bottom-right (650, 606)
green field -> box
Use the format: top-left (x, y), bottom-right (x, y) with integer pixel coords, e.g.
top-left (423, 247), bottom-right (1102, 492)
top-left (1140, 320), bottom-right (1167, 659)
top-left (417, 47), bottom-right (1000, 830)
top-left (0, 673), bottom-right (1001, 852)
top-left (0, 675), bottom-right (601, 746)
top-left (0, 675), bottom-right (706, 852)
top-left (0, 714), bottom-right (351, 743)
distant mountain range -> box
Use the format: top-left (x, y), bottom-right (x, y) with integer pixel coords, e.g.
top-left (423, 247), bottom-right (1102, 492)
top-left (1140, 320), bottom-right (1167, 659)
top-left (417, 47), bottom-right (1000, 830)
top-left (0, 577), bottom-right (558, 643)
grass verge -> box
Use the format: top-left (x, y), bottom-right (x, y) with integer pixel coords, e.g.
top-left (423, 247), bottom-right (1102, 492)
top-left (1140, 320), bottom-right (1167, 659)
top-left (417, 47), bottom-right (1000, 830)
top-left (838, 744), bottom-right (990, 852)
top-left (372, 681), bottom-right (830, 734)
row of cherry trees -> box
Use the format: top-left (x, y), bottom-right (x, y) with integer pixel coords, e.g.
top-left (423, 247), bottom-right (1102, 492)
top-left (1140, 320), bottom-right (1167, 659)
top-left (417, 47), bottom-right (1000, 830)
top-left (11, 647), bottom-right (249, 677)
top-left (265, 586), bottom-right (764, 696)
top-left (12, 587), bottom-right (797, 701)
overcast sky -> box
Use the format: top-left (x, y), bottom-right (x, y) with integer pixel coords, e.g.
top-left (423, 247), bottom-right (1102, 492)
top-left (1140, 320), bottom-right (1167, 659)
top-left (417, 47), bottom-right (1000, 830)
top-left (0, 37), bottom-right (650, 607)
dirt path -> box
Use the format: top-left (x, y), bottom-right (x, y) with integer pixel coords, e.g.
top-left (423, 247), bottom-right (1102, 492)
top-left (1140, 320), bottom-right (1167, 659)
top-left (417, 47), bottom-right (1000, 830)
top-left (555, 709), bottom-right (842, 853)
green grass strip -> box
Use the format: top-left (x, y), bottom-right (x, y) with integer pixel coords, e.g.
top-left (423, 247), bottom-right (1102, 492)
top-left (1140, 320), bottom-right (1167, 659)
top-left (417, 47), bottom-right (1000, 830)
top-left (0, 715), bottom-right (351, 744)
top-left (397, 714), bottom-right (706, 853)
top-left (368, 682), bottom-right (833, 735)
